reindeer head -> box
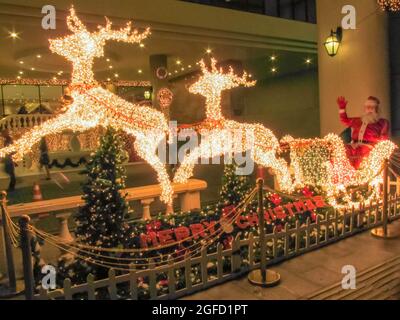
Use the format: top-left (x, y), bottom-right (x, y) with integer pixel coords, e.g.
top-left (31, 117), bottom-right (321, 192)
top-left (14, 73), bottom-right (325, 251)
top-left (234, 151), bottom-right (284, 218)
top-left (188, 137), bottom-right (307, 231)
top-left (189, 59), bottom-right (256, 97)
top-left (49, 7), bottom-right (150, 83)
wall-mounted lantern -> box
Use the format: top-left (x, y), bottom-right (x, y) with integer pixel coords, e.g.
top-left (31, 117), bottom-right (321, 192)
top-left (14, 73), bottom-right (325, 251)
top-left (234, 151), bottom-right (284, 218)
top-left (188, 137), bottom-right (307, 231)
top-left (324, 27), bottom-right (343, 57)
top-left (144, 90), bottom-right (151, 100)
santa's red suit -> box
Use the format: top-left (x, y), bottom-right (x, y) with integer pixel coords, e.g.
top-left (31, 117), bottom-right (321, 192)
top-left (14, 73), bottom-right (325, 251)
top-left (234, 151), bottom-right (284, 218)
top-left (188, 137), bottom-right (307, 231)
top-left (338, 100), bottom-right (389, 169)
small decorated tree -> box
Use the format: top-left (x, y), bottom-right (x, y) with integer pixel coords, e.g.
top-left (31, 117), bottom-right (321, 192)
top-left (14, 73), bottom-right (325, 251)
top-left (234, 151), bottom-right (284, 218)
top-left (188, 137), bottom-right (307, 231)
top-left (75, 127), bottom-right (129, 248)
top-left (219, 163), bottom-right (252, 207)
top-left (58, 127), bottom-right (131, 284)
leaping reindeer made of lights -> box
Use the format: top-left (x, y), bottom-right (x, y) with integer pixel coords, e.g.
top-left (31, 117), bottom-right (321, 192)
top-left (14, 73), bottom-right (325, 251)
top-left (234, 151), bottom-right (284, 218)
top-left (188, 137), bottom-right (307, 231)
top-left (0, 7), bottom-right (174, 204)
top-left (173, 59), bottom-right (294, 193)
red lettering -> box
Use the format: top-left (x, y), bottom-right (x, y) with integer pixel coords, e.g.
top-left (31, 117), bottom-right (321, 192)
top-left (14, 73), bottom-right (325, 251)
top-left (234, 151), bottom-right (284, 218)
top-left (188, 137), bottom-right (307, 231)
top-left (247, 213), bottom-right (259, 227)
top-left (305, 199), bottom-right (317, 211)
top-left (203, 221), bottom-right (217, 235)
top-left (174, 226), bottom-right (190, 242)
top-left (284, 203), bottom-right (296, 217)
top-left (313, 196), bottom-right (328, 208)
top-left (140, 232), bottom-right (159, 248)
top-left (236, 215), bottom-right (249, 229)
top-left (294, 201), bottom-right (307, 213)
top-left (273, 206), bottom-right (287, 220)
top-left (190, 224), bottom-right (206, 240)
top-left (268, 209), bottom-right (276, 221)
top-left (158, 229), bottom-right (174, 245)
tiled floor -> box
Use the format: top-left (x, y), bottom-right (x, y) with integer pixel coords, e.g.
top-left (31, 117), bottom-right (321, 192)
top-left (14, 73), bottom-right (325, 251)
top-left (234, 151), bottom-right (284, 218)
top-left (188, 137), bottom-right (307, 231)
top-left (183, 221), bottom-right (400, 300)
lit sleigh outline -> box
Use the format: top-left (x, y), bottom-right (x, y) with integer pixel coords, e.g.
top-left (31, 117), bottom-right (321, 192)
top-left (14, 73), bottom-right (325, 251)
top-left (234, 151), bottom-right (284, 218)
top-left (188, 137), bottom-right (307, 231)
top-left (0, 7), bottom-right (174, 205)
top-left (281, 134), bottom-right (396, 207)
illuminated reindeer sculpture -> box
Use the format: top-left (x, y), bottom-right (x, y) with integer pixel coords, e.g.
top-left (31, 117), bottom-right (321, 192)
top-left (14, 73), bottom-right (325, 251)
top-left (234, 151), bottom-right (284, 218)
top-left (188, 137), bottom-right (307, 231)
top-left (173, 59), bottom-right (293, 192)
top-left (0, 7), bottom-right (174, 204)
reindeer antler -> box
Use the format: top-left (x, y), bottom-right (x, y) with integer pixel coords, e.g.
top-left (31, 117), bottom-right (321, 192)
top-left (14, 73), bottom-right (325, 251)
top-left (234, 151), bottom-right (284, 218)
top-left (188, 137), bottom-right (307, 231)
top-left (197, 58), bottom-right (256, 88)
top-left (67, 6), bottom-right (87, 33)
top-left (96, 16), bottom-right (150, 44)
top-left (227, 66), bottom-right (256, 88)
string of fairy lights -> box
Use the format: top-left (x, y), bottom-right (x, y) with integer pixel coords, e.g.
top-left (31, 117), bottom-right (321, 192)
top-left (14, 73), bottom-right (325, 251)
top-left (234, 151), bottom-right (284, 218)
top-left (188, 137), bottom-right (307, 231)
top-left (378, 0), bottom-right (400, 11)
top-left (3, 188), bottom-right (258, 270)
top-left (173, 58), bottom-right (294, 194)
top-left (282, 134), bottom-right (397, 208)
top-left (0, 7), bottom-right (175, 205)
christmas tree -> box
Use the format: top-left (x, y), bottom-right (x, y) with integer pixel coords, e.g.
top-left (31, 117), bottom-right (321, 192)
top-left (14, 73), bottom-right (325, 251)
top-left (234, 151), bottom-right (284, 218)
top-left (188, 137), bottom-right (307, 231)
top-left (75, 127), bottom-right (129, 248)
top-left (219, 163), bottom-right (252, 207)
top-left (58, 127), bottom-right (130, 284)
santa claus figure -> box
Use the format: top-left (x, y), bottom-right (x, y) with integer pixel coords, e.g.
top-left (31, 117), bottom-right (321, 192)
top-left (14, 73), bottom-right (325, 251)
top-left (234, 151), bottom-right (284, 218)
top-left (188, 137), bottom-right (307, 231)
top-left (337, 96), bottom-right (390, 169)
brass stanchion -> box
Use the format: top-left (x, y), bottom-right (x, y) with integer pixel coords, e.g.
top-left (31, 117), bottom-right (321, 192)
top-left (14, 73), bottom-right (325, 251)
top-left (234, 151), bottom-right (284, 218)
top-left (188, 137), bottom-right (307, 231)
top-left (0, 191), bottom-right (22, 298)
top-left (371, 159), bottom-right (400, 239)
top-left (248, 179), bottom-right (280, 287)
top-left (19, 215), bottom-right (34, 300)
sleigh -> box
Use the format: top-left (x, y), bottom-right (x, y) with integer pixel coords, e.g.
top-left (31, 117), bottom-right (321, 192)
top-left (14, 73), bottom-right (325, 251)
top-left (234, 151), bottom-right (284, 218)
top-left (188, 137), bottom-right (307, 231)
top-left (281, 134), bottom-right (397, 201)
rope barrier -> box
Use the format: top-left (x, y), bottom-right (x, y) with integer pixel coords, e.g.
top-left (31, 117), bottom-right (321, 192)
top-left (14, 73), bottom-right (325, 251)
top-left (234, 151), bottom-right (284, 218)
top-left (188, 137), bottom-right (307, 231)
top-left (2, 187), bottom-right (257, 269)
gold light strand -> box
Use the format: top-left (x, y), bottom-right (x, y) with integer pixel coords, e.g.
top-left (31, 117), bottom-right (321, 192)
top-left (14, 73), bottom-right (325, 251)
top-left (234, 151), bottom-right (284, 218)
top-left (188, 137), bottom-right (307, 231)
top-left (173, 58), bottom-right (294, 193)
top-left (0, 7), bottom-right (174, 205)
top-left (0, 78), bottom-right (151, 87)
top-left (378, 0), bottom-right (400, 11)
top-left (282, 134), bottom-right (397, 208)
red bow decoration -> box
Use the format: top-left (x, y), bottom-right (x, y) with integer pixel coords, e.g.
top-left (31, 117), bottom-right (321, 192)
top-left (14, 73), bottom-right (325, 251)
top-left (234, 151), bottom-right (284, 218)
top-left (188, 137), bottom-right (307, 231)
top-left (158, 279), bottom-right (169, 287)
top-left (223, 235), bottom-right (233, 249)
top-left (146, 220), bottom-right (162, 233)
top-left (222, 205), bottom-right (236, 219)
top-left (311, 212), bottom-right (317, 222)
top-left (302, 187), bottom-right (314, 198)
top-left (269, 193), bottom-right (282, 206)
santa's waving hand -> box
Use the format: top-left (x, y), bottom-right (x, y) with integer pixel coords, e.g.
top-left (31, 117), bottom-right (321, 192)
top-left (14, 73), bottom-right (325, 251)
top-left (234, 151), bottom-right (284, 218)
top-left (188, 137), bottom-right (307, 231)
top-left (337, 96), bottom-right (390, 169)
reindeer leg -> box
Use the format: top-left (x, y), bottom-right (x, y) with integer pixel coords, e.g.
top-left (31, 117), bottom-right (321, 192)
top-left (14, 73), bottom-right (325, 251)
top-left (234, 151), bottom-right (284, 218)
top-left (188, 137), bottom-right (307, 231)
top-left (253, 148), bottom-right (293, 193)
top-left (173, 133), bottom-right (220, 184)
top-left (173, 147), bottom-right (201, 184)
top-left (134, 136), bottom-right (173, 205)
top-left (0, 113), bottom-right (92, 161)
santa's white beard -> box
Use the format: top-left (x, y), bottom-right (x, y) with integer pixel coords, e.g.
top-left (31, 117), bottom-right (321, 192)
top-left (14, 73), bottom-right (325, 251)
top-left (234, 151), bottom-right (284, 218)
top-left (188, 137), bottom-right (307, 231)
top-left (361, 112), bottom-right (379, 124)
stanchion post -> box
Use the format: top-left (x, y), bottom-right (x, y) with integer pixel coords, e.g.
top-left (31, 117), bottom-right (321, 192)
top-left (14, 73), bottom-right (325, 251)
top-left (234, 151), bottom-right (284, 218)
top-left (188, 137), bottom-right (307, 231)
top-left (383, 159), bottom-right (389, 236)
top-left (0, 191), bottom-right (17, 294)
top-left (258, 179), bottom-right (267, 283)
top-left (371, 159), bottom-right (400, 239)
top-left (248, 178), bottom-right (280, 287)
top-left (19, 215), bottom-right (34, 300)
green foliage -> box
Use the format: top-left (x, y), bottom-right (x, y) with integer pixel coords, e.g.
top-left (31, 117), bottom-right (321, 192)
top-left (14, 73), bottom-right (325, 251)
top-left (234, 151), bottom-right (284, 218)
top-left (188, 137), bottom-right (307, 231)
top-left (219, 164), bottom-right (252, 207)
top-left (57, 127), bottom-right (131, 284)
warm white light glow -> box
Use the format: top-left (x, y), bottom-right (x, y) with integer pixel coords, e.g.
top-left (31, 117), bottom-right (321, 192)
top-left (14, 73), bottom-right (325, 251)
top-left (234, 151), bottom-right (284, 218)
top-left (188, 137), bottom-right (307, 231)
top-left (0, 6), bottom-right (174, 205)
top-left (9, 32), bottom-right (19, 39)
top-left (173, 58), bottom-right (293, 193)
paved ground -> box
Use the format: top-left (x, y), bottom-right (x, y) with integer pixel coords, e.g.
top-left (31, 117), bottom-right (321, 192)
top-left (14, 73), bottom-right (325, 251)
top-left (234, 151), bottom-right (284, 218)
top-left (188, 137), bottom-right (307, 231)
top-left (182, 221), bottom-right (400, 300)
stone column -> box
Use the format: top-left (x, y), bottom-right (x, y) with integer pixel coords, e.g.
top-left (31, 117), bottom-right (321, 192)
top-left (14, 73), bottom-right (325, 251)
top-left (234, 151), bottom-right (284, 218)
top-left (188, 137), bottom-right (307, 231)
top-left (141, 198), bottom-right (155, 221)
top-left (55, 212), bottom-right (74, 244)
top-left (180, 191), bottom-right (201, 213)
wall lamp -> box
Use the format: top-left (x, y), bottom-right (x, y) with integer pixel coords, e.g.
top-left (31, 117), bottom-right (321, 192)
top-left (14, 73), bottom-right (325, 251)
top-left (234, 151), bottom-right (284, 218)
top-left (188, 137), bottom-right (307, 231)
top-left (324, 27), bottom-right (343, 57)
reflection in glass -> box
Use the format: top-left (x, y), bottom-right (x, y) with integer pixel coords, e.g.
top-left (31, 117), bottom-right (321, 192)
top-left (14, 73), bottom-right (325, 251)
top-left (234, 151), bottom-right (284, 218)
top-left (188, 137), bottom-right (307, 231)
top-left (2, 85), bottom-right (40, 115)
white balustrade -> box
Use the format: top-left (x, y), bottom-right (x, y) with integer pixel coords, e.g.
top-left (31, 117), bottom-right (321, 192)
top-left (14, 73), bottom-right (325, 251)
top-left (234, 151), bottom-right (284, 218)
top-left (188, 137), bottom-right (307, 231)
top-left (0, 114), bottom-right (54, 131)
top-left (4, 179), bottom-right (207, 239)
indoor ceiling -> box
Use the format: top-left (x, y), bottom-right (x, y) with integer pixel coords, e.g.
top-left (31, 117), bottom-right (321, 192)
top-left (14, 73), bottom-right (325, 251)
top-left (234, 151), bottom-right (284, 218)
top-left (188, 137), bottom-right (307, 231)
top-left (0, 14), bottom-right (317, 83)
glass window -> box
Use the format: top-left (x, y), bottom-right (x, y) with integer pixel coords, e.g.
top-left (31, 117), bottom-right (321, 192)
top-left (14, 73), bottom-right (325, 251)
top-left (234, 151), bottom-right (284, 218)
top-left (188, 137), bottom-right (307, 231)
top-left (40, 85), bottom-right (63, 113)
top-left (117, 86), bottom-right (151, 104)
top-left (2, 85), bottom-right (40, 115)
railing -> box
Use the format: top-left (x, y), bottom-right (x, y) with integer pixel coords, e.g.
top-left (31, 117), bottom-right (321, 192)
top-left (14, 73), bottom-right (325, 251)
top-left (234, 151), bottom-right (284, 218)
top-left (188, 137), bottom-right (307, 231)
top-left (33, 195), bottom-right (400, 300)
top-left (0, 114), bottom-right (54, 132)
top-left (5, 179), bottom-right (207, 243)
